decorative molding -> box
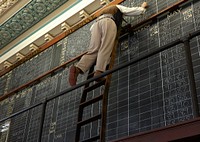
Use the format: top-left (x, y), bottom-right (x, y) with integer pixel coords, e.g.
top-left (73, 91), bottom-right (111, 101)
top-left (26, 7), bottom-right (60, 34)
top-left (44, 33), bottom-right (54, 42)
top-left (0, 0), bottom-right (70, 49)
top-left (100, 0), bottom-right (110, 5)
top-left (0, 0), bottom-right (95, 64)
top-left (29, 43), bottom-right (38, 52)
top-left (16, 52), bottom-right (25, 60)
top-left (3, 61), bottom-right (12, 68)
top-left (79, 10), bottom-right (90, 19)
top-left (0, 0), bottom-right (19, 16)
top-left (61, 22), bottom-right (71, 31)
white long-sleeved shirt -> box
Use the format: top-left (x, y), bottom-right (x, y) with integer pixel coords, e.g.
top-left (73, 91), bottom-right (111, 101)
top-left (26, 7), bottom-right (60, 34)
top-left (116, 5), bottom-right (146, 16)
top-left (90, 5), bottom-right (146, 31)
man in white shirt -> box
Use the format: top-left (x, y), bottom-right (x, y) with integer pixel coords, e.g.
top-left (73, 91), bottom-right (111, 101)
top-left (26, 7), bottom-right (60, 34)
top-left (69, 2), bottom-right (148, 86)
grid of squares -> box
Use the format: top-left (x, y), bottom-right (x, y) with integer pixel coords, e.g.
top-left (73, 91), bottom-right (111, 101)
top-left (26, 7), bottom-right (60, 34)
top-left (0, 0), bottom-right (200, 142)
top-left (106, 0), bottom-right (199, 140)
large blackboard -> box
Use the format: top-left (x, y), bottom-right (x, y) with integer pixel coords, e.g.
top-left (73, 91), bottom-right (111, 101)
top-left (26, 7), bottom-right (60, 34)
top-left (1, 0), bottom-right (200, 141)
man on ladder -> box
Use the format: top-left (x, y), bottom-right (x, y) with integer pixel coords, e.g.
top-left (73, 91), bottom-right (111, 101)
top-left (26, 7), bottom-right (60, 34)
top-left (69, 2), bottom-right (148, 86)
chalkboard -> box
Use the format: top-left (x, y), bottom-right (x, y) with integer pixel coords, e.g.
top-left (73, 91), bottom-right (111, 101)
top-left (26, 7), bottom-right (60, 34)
top-left (1, 0), bottom-right (200, 142)
top-left (64, 22), bottom-right (92, 61)
top-left (6, 46), bottom-right (53, 91)
top-left (0, 75), bottom-right (8, 96)
top-left (6, 89), bottom-right (32, 142)
top-left (106, 0), bottom-right (199, 140)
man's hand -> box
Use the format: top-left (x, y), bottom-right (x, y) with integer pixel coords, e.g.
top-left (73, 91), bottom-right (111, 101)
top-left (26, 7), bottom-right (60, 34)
top-left (141, 2), bottom-right (148, 8)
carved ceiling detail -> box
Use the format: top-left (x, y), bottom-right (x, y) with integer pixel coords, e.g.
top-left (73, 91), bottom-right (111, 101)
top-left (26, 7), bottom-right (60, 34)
top-left (0, 0), bottom-right (19, 16)
top-left (0, 0), bottom-right (69, 49)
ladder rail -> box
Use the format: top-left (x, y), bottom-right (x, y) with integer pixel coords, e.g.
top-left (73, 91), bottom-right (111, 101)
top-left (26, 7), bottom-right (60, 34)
top-left (75, 27), bottom-right (121, 142)
top-left (75, 66), bottom-right (95, 142)
top-left (100, 37), bottom-right (119, 142)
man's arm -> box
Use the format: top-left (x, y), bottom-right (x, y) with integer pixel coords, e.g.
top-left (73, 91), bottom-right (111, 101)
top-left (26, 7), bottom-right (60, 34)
top-left (116, 2), bottom-right (148, 16)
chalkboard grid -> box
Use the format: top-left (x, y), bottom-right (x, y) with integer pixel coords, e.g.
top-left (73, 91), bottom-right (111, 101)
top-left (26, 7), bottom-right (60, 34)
top-left (1, 1), bottom-right (200, 142)
top-left (105, 2), bottom-right (200, 138)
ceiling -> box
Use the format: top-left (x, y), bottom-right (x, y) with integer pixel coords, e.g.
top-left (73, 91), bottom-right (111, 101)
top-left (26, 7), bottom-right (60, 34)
top-left (0, 0), bottom-right (106, 71)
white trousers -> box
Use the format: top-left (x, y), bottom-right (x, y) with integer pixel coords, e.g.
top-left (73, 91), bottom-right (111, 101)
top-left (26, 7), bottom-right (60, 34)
top-left (76, 16), bottom-right (117, 73)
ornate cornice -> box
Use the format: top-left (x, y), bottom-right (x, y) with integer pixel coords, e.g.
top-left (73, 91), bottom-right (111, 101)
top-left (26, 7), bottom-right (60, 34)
top-left (0, 0), bottom-right (19, 16)
top-left (0, 0), bottom-right (70, 49)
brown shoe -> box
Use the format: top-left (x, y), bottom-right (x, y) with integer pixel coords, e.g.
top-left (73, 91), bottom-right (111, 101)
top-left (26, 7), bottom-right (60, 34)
top-left (69, 65), bottom-right (79, 86)
top-left (94, 70), bottom-right (105, 82)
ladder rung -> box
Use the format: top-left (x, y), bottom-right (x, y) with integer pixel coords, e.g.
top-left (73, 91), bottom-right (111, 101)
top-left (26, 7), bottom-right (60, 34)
top-left (84, 80), bottom-right (105, 93)
top-left (82, 135), bottom-right (100, 142)
top-left (78, 114), bottom-right (101, 126)
top-left (80, 95), bottom-right (103, 108)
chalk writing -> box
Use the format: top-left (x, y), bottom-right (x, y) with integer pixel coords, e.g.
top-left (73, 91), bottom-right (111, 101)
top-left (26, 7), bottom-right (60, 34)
top-left (160, 45), bottom-right (193, 125)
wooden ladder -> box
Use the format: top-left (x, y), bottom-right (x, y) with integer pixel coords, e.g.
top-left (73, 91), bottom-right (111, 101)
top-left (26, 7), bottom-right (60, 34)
top-left (75, 32), bottom-right (120, 142)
